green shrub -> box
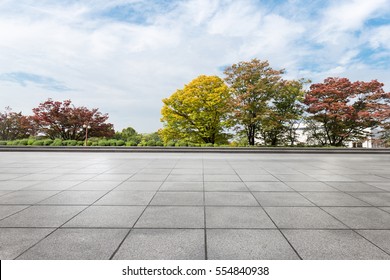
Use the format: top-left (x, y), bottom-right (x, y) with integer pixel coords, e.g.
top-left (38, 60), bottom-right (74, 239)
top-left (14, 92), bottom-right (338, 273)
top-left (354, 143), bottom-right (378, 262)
top-left (155, 141), bottom-right (163, 146)
top-left (166, 140), bottom-right (176, 146)
top-left (0, 141), bottom-right (7, 145)
top-left (18, 139), bottom-right (29, 145)
top-left (146, 140), bottom-right (156, 146)
top-left (175, 140), bottom-right (188, 147)
top-left (43, 139), bottom-right (53, 146)
top-left (98, 139), bottom-right (108, 146)
top-left (32, 140), bottom-right (44, 146)
top-left (27, 139), bottom-right (35, 145)
top-left (51, 139), bottom-right (63, 146)
top-left (125, 141), bottom-right (137, 146)
top-left (77, 141), bottom-right (84, 146)
top-left (116, 140), bottom-right (125, 146)
top-left (91, 142), bottom-right (98, 146)
top-left (108, 139), bottom-right (117, 146)
top-left (201, 143), bottom-right (214, 147)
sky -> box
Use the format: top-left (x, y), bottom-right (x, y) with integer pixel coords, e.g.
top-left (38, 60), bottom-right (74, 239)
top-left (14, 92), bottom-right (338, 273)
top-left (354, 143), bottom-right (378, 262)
top-left (1, 0), bottom-right (390, 133)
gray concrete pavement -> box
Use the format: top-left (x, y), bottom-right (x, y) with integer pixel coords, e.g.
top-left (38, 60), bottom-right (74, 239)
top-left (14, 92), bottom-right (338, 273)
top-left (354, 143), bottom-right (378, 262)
top-left (0, 152), bottom-right (389, 260)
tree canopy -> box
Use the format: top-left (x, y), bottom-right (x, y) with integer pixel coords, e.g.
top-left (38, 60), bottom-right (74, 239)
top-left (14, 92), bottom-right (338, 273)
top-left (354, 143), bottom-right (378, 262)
top-left (160, 75), bottom-right (231, 144)
top-left (0, 107), bottom-right (35, 140)
top-left (304, 77), bottom-right (390, 146)
top-left (224, 59), bottom-right (285, 145)
top-left (32, 99), bottom-right (114, 140)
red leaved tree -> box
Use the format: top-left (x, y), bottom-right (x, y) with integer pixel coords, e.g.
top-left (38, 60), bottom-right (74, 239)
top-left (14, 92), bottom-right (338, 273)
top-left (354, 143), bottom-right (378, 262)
top-left (304, 77), bottom-right (390, 146)
top-left (0, 107), bottom-right (35, 140)
top-left (32, 99), bottom-right (114, 140)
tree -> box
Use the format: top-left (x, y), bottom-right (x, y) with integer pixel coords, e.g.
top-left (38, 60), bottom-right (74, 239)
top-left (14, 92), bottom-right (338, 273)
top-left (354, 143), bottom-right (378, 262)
top-left (259, 79), bottom-right (307, 146)
top-left (224, 59), bottom-right (284, 145)
top-left (0, 107), bottom-right (35, 140)
top-left (304, 77), bottom-right (390, 146)
top-left (32, 99), bottom-right (115, 140)
top-left (160, 75), bottom-right (231, 144)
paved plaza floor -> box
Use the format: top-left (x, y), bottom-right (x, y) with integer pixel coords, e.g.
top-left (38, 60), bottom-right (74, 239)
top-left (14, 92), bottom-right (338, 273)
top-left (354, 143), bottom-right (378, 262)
top-left (0, 152), bottom-right (390, 260)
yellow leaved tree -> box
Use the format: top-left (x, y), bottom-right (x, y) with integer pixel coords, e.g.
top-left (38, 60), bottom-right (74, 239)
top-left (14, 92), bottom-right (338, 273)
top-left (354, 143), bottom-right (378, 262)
top-left (160, 75), bottom-right (232, 145)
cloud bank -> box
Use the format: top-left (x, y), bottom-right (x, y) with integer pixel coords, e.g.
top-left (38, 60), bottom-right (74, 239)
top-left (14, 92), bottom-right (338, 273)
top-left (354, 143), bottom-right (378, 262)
top-left (0, 0), bottom-right (389, 132)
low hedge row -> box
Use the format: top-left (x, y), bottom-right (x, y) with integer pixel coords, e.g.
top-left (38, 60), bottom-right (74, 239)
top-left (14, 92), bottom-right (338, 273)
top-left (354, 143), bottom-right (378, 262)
top-left (0, 139), bottom-right (164, 147)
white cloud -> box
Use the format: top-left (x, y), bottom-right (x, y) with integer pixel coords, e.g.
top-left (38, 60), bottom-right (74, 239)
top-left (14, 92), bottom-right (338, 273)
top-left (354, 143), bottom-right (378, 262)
top-left (0, 0), bottom-right (389, 132)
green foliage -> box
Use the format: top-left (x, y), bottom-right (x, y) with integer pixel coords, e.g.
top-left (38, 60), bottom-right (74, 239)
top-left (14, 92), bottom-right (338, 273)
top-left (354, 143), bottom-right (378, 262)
top-left (125, 141), bottom-right (137, 146)
top-left (43, 139), bottom-right (53, 146)
top-left (116, 140), bottom-right (125, 146)
top-left (51, 139), bottom-right (63, 146)
top-left (27, 139), bottom-right (35, 145)
top-left (98, 139), bottom-right (108, 146)
top-left (0, 141), bottom-right (7, 145)
top-left (19, 139), bottom-right (29, 145)
top-left (32, 140), bottom-right (44, 146)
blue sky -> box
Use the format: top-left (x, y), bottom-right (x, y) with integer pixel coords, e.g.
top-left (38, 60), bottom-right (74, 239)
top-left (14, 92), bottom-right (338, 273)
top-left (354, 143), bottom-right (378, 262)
top-left (0, 0), bottom-right (390, 132)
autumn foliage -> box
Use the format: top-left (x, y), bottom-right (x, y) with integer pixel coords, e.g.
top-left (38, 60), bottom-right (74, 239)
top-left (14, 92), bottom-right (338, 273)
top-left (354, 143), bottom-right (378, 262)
top-left (0, 107), bottom-right (35, 140)
top-left (32, 99), bottom-right (114, 140)
top-left (160, 75), bottom-right (231, 144)
top-left (304, 77), bottom-right (390, 146)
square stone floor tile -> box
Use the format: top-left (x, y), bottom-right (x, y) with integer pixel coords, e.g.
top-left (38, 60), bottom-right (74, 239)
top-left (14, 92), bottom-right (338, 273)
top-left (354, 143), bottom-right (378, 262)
top-left (25, 181), bottom-right (83, 191)
top-left (322, 207), bottom-right (390, 229)
top-left (357, 230), bottom-right (390, 255)
top-left (89, 174), bottom-right (132, 181)
top-left (235, 169), bottom-right (270, 175)
top-left (17, 228), bottom-right (128, 260)
top-left (204, 182), bottom-right (248, 192)
top-left (63, 206), bottom-right (145, 228)
top-left (165, 174), bottom-right (203, 182)
top-left (0, 205), bottom-right (85, 227)
top-left (245, 182), bottom-right (294, 192)
top-left (113, 229), bottom-right (205, 259)
top-left (69, 181), bottom-right (121, 191)
top-left (326, 182), bottom-right (384, 192)
top-left (205, 192), bottom-right (259, 206)
top-left (95, 191), bottom-right (155, 205)
top-left (134, 206), bottom-right (204, 228)
top-left (114, 181), bottom-right (162, 191)
top-left (285, 182), bottom-right (338, 192)
top-left (0, 205), bottom-right (29, 220)
top-left (151, 192), bottom-right (203, 206)
top-left (309, 174), bottom-right (354, 182)
top-left (206, 207), bottom-right (275, 228)
top-left (15, 174), bottom-right (62, 181)
top-left (38, 191), bottom-right (108, 205)
top-left (207, 229), bottom-right (299, 259)
top-left (170, 169), bottom-right (203, 175)
top-left (203, 169), bottom-right (235, 175)
top-left (0, 191), bottom-right (59, 204)
top-left (0, 228), bottom-right (55, 259)
top-left (264, 207), bottom-right (347, 229)
top-left (0, 190), bottom-right (10, 196)
top-left (282, 230), bottom-right (390, 259)
top-left (204, 174), bottom-right (241, 182)
top-left (53, 174), bottom-right (96, 181)
top-left (300, 192), bottom-right (369, 206)
top-left (159, 182), bottom-right (203, 192)
top-left (367, 182), bottom-right (390, 191)
top-left (254, 192), bottom-right (314, 206)
top-left (381, 207), bottom-right (390, 213)
top-left (138, 169), bottom-right (171, 175)
top-left (349, 193), bottom-right (390, 206)
top-left (345, 174), bottom-right (388, 182)
top-left (0, 181), bottom-right (38, 191)
top-left (239, 174), bottom-right (279, 182)
top-left (274, 174), bottom-right (316, 182)
top-left (128, 174), bottom-right (168, 181)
